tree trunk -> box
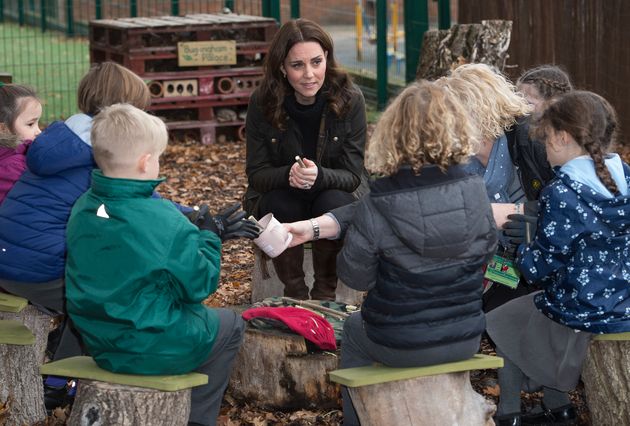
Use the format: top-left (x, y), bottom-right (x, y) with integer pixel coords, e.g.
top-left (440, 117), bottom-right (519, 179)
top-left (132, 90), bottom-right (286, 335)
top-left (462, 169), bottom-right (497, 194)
top-left (229, 328), bottom-right (340, 409)
top-left (349, 371), bottom-right (496, 426)
top-left (581, 340), bottom-right (630, 425)
top-left (251, 248), bottom-right (363, 305)
top-left (416, 20), bottom-right (513, 81)
top-left (67, 380), bottom-right (191, 426)
top-left (0, 305), bottom-right (53, 426)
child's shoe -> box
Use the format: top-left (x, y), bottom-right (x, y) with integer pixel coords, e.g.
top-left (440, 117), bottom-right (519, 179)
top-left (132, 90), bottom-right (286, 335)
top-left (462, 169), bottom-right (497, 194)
top-left (494, 412), bottom-right (522, 426)
top-left (44, 376), bottom-right (76, 414)
top-left (521, 403), bottom-right (577, 425)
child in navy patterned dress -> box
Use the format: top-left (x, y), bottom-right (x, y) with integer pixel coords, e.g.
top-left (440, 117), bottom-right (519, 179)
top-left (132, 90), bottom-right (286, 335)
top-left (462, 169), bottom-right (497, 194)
top-left (488, 90), bottom-right (630, 425)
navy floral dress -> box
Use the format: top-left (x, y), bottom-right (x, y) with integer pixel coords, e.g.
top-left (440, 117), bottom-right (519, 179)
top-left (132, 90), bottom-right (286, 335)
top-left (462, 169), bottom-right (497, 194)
top-left (517, 162), bottom-right (630, 334)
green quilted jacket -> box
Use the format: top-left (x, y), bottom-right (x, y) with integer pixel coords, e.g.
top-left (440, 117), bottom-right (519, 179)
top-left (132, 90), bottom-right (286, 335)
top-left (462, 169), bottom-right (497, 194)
top-left (66, 170), bottom-right (222, 375)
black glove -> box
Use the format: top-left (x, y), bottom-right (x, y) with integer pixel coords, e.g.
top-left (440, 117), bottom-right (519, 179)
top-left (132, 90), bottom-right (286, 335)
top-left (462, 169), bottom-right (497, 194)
top-left (185, 204), bottom-right (210, 224)
top-left (503, 213), bottom-right (537, 245)
top-left (198, 203), bottom-right (261, 241)
top-left (523, 200), bottom-right (540, 216)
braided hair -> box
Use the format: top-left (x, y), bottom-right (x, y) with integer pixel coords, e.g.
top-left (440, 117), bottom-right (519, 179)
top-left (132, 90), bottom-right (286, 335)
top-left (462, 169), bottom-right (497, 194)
top-left (532, 91), bottom-right (619, 195)
top-left (517, 65), bottom-right (572, 100)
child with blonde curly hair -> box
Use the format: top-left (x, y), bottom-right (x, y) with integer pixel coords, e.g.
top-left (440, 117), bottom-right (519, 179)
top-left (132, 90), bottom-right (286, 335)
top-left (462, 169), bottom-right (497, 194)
top-left (336, 80), bottom-right (498, 426)
top-left (444, 64), bottom-right (556, 311)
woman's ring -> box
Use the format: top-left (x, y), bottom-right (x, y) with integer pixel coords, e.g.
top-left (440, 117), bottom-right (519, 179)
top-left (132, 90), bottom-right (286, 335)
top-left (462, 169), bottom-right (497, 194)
top-left (303, 183), bottom-right (310, 189)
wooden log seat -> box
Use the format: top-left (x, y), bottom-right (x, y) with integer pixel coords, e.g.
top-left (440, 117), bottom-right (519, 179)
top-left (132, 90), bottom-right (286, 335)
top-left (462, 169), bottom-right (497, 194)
top-left (582, 332), bottom-right (630, 426)
top-left (0, 293), bottom-right (53, 425)
top-left (40, 356), bottom-right (208, 426)
top-left (329, 354), bottom-right (504, 426)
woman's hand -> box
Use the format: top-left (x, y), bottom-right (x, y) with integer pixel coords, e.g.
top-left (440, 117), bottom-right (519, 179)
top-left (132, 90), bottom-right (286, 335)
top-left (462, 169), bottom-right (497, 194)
top-left (283, 220), bottom-right (314, 247)
top-left (283, 214), bottom-right (341, 247)
top-left (289, 158), bottom-right (318, 190)
top-left (491, 203), bottom-right (522, 229)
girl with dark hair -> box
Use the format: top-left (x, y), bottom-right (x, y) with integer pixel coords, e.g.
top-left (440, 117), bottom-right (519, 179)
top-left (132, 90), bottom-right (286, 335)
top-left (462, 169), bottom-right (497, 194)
top-left (245, 18), bottom-right (368, 301)
top-left (490, 91), bottom-right (630, 425)
top-left (0, 83), bottom-right (41, 204)
top-left (517, 64), bottom-right (573, 113)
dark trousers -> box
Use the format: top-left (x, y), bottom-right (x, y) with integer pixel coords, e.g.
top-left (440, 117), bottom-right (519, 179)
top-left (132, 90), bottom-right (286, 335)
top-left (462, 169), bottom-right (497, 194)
top-left (189, 308), bottom-right (245, 426)
top-left (0, 278), bottom-right (83, 360)
top-left (258, 188), bottom-right (355, 222)
top-left (340, 312), bottom-right (481, 426)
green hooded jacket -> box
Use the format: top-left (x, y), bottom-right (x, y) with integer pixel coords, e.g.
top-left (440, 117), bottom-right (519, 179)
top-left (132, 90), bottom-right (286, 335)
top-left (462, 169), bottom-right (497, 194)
top-left (66, 170), bottom-right (222, 375)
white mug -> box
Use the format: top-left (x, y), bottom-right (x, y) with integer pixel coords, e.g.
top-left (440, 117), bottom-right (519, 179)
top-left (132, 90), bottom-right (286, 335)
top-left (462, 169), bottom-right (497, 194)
top-left (252, 213), bottom-right (292, 258)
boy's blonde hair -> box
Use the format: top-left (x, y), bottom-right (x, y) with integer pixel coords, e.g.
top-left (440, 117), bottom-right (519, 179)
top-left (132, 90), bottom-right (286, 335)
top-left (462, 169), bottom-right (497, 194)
top-left (365, 80), bottom-right (479, 176)
top-left (448, 64), bottom-right (531, 141)
top-left (78, 62), bottom-right (151, 116)
top-left (91, 103), bottom-right (168, 173)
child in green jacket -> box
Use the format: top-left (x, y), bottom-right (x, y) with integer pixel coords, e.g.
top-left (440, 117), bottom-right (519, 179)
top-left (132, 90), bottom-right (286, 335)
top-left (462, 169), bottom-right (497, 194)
top-left (65, 103), bottom-right (256, 425)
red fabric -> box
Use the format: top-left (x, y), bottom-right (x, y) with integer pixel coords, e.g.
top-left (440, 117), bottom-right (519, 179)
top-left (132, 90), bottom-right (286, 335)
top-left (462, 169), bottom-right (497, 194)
top-left (242, 307), bottom-right (337, 350)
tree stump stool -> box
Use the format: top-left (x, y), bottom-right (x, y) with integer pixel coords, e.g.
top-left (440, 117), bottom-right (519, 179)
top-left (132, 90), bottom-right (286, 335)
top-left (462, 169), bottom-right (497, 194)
top-left (229, 328), bottom-right (341, 409)
top-left (40, 356), bottom-right (208, 426)
top-left (582, 332), bottom-right (630, 426)
top-left (329, 354), bottom-right (503, 426)
top-left (251, 246), bottom-right (364, 305)
top-left (0, 293), bottom-right (53, 426)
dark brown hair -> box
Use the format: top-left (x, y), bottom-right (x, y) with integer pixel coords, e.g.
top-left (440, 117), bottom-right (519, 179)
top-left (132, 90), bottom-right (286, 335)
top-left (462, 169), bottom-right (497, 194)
top-left (531, 91), bottom-right (619, 194)
top-left (257, 19), bottom-right (354, 129)
top-left (77, 62), bottom-right (150, 116)
top-left (0, 84), bottom-right (39, 133)
top-left (517, 65), bottom-right (572, 100)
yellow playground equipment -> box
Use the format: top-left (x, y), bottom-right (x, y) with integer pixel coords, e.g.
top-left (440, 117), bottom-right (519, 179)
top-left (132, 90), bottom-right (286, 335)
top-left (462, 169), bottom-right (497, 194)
top-left (355, 0), bottom-right (405, 64)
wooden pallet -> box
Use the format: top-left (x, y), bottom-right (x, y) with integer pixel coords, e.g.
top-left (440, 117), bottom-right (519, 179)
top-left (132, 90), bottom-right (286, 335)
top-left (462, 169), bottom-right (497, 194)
top-left (145, 67), bottom-right (262, 101)
top-left (89, 13), bottom-right (277, 74)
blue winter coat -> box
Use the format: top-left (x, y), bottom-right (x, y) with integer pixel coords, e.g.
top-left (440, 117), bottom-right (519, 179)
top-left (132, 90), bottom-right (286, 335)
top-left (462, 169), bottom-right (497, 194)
top-left (0, 121), bottom-right (95, 282)
top-left (518, 162), bottom-right (630, 334)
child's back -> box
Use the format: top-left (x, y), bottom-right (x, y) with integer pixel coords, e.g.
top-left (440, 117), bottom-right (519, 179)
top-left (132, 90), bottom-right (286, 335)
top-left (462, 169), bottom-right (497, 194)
top-left (519, 90), bottom-right (630, 333)
top-left (0, 121), bottom-right (94, 281)
top-left (0, 63), bottom-right (150, 283)
top-left (65, 104), bottom-right (244, 424)
top-left (519, 154), bottom-right (630, 333)
top-left (66, 170), bottom-right (222, 374)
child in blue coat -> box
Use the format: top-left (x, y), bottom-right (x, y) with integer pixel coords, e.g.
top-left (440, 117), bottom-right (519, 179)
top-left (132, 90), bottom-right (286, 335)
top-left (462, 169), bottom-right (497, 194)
top-left (489, 91), bottom-right (630, 425)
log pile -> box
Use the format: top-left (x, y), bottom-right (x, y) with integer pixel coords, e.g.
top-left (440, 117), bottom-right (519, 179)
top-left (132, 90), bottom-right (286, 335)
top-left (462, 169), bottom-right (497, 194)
top-left (416, 19), bottom-right (513, 80)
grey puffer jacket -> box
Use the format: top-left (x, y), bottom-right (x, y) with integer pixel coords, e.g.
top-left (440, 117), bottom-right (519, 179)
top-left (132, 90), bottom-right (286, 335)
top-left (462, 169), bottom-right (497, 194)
top-left (337, 165), bottom-right (498, 349)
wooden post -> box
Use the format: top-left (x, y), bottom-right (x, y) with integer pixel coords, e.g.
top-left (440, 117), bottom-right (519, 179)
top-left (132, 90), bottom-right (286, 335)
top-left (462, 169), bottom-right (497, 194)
top-left (229, 328), bottom-right (340, 409)
top-left (415, 20), bottom-right (513, 81)
top-left (581, 336), bottom-right (630, 425)
top-left (0, 305), bottom-right (54, 426)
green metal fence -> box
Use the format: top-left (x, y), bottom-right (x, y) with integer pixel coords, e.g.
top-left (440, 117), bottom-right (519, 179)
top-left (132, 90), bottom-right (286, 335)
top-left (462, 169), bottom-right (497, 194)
top-left (0, 0), bottom-right (449, 122)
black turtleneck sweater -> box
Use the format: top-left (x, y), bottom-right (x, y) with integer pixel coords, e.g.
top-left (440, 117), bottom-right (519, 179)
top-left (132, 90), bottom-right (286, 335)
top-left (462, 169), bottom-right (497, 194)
top-left (283, 91), bottom-right (326, 162)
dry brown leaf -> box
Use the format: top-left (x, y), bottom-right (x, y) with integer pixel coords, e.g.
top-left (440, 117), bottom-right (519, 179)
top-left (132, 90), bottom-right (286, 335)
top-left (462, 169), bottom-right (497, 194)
top-left (483, 384), bottom-right (501, 397)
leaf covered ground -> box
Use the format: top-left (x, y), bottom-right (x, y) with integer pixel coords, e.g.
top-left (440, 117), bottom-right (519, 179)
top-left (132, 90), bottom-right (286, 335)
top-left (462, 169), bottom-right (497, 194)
top-left (159, 138), bottom-right (596, 425)
top-left (39, 135), bottom-right (627, 425)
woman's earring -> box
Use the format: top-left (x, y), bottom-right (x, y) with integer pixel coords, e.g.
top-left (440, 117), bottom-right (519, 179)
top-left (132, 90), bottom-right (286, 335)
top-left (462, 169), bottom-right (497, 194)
top-left (282, 72), bottom-right (287, 78)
